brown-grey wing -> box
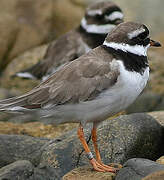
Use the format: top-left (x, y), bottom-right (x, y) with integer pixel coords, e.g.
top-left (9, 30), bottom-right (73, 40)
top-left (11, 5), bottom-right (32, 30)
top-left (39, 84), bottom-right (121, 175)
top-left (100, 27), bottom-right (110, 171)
top-left (27, 53), bottom-right (119, 107)
top-left (0, 50), bottom-right (119, 110)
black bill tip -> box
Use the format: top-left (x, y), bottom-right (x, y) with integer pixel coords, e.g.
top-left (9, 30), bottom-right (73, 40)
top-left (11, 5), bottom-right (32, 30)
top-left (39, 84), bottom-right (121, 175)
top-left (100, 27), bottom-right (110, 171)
top-left (150, 39), bottom-right (161, 47)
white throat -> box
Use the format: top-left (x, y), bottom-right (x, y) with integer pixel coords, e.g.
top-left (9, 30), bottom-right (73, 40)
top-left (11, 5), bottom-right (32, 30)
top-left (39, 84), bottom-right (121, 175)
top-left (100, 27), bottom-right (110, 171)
top-left (103, 41), bottom-right (150, 56)
top-left (81, 17), bottom-right (115, 34)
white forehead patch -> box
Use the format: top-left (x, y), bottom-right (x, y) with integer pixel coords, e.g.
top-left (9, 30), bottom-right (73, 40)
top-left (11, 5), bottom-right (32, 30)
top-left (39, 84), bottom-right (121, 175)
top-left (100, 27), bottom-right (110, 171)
top-left (87, 9), bottom-right (102, 16)
top-left (81, 17), bottom-right (115, 34)
top-left (105, 11), bottom-right (123, 21)
top-left (128, 28), bottom-right (145, 39)
top-left (103, 41), bottom-right (150, 56)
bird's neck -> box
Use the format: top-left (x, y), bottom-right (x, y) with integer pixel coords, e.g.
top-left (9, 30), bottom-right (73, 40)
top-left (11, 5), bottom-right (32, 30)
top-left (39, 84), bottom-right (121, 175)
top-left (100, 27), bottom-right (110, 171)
top-left (102, 42), bottom-right (149, 74)
top-left (80, 17), bottom-right (115, 34)
top-left (77, 26), bottom-right (107, 48)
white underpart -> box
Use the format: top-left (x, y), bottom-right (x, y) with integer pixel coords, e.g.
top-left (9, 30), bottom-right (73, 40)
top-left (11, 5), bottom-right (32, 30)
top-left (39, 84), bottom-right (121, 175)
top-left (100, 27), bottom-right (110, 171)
top-left (87, 9), bottom-right (102, 16)
top-left (81, 17), bottom-right (115, 34)
top-left (16, 72), bottom-right (35, 79)
top-left (128, 28), bottom-right (145, 39)
top-left (37, 60), bottom-right (149, 125)
top-left (103, 41), bottom-right (150, 56)
top-left (105, 11), bottom-right (123, 21)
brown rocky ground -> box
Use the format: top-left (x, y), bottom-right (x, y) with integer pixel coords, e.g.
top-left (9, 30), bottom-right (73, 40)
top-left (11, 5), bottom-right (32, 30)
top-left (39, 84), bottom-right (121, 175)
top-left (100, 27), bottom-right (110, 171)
top-left (0, 121), bottom-right (78, 138)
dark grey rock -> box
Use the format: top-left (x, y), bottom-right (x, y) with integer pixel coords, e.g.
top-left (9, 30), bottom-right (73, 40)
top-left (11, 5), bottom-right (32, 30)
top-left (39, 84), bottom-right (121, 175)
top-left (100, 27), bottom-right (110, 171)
top-left (0, 160), bottom-right (59, 180)
top-left (0, 113), bottom-right (163, 179)
top-left (155, 98), bottom-right (164, 111)
top-left (115, 158), bottom-right (164, 180)
top-left (0, 135), bottom-right (49, 168)
top-left (0, 160), bottom-right (34, 180)
top-left (126, 92), bottom-right (164, 113)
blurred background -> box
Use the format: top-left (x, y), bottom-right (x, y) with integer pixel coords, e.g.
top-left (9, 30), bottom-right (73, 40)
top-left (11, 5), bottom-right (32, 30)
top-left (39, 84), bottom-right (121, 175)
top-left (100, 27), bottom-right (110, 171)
top-left (0, 0), bottom-right (164, 129)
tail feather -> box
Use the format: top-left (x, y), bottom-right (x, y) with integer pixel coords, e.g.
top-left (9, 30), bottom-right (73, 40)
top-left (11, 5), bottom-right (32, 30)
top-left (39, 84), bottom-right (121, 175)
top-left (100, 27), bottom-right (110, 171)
top-left (0, 96), bottom-right (28, 111)
top-left (0, 90), bottom-right (42, 112)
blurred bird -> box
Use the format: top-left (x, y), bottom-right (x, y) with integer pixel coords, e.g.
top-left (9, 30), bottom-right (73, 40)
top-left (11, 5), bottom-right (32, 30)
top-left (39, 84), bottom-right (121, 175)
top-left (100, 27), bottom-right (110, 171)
top-left (0, 22), bottom-right (161, 172)
top-left (14, 1), bottom-right (124, 80)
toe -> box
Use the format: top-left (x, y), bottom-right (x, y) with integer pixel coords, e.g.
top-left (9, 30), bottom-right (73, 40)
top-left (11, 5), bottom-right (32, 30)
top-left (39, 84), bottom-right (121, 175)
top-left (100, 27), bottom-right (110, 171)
top-left (90, 158), bottom-right (118, 173)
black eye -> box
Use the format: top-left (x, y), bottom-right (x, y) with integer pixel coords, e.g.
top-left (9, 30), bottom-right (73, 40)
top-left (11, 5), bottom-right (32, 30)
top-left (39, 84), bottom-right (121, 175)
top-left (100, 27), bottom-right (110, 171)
top-left (138, 32), bottom-right (148, 40)
top-left (95, 14), bottom-right (104, 20)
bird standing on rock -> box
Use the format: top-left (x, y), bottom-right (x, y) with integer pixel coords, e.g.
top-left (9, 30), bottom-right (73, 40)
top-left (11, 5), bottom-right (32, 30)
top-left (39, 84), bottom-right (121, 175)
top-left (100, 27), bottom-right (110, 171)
top-left (0, 22), bottom-right (161, 172)
top-left (14, 1), bottom-right (124, 80)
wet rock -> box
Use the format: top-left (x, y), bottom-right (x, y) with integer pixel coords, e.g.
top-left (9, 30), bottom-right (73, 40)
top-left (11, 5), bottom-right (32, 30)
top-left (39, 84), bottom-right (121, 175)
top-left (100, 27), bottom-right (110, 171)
top-left (0, 0), bottom-right (84, 72)
top-left (62, 166), bottom-right (116, 180)
top-left (115, 158), bottom-right (164, 180)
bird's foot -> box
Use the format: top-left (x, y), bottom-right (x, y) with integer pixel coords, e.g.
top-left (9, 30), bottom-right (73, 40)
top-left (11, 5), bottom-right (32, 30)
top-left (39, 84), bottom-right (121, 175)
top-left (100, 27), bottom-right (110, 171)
top-left (90, 158), bottom-right (119, 173)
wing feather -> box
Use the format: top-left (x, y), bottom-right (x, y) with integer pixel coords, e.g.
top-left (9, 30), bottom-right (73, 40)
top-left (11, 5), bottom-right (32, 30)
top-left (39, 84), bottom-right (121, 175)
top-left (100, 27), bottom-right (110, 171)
top-left (0, 47), bottom-right (119, 111)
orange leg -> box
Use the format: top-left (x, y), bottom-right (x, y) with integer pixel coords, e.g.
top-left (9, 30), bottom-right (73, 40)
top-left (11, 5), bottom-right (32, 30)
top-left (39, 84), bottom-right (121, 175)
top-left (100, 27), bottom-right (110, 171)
top-left (91, 126), bottom-right (101, 163)
top-left (91, 125), bottom-right (119, 171)
top-left (77, 124), bottom-right (117, 173)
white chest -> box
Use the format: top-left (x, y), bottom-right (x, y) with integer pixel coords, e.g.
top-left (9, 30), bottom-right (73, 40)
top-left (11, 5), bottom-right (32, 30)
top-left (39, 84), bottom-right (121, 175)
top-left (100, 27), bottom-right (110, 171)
top-left (101, 60), bottom-right (149, 111)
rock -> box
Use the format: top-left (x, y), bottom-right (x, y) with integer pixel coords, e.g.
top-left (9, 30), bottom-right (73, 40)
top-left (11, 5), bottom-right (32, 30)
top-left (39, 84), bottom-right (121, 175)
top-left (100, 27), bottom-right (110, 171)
top-left (156, 156), bottom-right (164, 165)
top-left (0, 0), bottom-right (84, 72)
top-left (0, 113), bottom-right (163, 179)
top-left (142, 170), bottom-right (164, 180)
top-left (126, 92), bottom-right (164, 114)
top-left (38, 113), bottom-right (164, 179)
top-left (115, 158), bottom-right (164, 180)
top-left (62, 166), bottom-right (116, 180)
top-left (0, 135), bottom-right (49, 168)
top-left (0, 160), bottom-right (34, 180)
top-left (0, 160), bottom-right (64, 180)
top-left (148, 111), bottom-right (164, 126)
